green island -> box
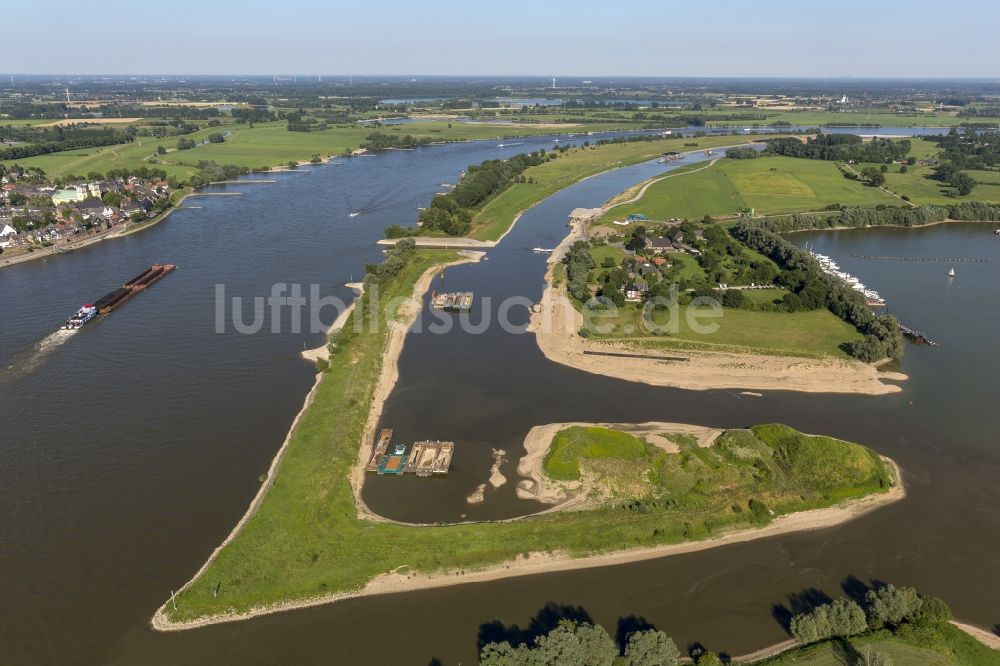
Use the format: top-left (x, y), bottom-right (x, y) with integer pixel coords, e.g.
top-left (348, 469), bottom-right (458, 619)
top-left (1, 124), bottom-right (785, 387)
top-left (156, 242), bottom-right (899, 627)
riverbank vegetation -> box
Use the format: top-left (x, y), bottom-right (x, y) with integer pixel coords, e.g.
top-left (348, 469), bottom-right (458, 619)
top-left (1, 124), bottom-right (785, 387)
top-left (157, 245), bottom-right (898, 625)
top-left (478, 582), bottom-right (1000, 665)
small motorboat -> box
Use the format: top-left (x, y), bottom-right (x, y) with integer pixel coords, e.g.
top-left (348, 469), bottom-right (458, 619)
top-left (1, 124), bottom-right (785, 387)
top-left (948, 268), bottom-right (956, 278)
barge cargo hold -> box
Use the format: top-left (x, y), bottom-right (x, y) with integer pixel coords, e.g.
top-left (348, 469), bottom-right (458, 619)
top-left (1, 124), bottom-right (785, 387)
top-left (94, 264), bottom-right (176, 314)
top-left (405, 441), bottom-right (454, 477)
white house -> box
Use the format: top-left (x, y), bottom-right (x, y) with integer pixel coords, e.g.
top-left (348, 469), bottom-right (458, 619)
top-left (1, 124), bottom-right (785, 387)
top-left (0, 223), bottom-right (17, 249)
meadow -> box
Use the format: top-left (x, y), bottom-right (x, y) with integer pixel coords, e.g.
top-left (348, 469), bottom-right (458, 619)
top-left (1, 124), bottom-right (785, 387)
top-left (589, 298), bottom-right (863, 359)
top-left (599, 156), bottom-right (901, 223)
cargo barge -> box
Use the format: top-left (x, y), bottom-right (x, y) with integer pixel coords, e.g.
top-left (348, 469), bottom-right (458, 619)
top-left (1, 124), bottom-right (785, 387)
top-left (96, 264), bottom-right (176, 313)
top-left (62, 264), bottom-right (176, 328)
top-left (405, 441), bottom-right (454, 477)
top-left (431, 291), bottom-right (473, 311)
top-left (366, 429), bottom-right (454, 477)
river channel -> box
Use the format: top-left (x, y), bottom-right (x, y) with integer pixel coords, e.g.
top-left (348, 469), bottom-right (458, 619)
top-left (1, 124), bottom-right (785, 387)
top-left (1, 129), bottom-right (997, 665)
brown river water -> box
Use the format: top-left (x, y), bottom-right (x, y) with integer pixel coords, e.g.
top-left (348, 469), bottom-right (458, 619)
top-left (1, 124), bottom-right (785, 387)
top-left (1, 134), bottom-right (998, 664)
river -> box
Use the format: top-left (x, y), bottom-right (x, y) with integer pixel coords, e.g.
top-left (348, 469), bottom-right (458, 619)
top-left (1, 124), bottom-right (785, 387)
top-left (1, 130), bottom-right (997, 665)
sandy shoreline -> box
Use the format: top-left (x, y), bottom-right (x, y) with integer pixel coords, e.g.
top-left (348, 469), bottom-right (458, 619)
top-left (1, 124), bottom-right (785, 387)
top-left (153, 448), bottom-right (905, 632)
top-left (528, 218), bottom-right (906, 395)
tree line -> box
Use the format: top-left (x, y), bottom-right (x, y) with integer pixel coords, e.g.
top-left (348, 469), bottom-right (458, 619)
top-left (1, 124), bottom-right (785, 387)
top-left (750, 201), bottom-right (1000, 234)
top-left (0, 125), bottom-right (136, 160)
top-left (766, 134), bottom-right (911, 164)
top-left (360, 131), bottom-right (435, 150)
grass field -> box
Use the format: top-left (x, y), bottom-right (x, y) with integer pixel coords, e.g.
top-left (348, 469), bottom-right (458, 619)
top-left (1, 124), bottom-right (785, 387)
top-left (589, 300), bottom-right (863, 358)
top-left (765, 640), bottom-right (953, 665)
top-left (160, 251), bottom-right (893, 624)
top-left (544, 426), bottom-right (649, 481)
top-left (598, 157), bottom-right (901, 223)
top-left (469, 134), bottom-right (779, 241)
top-left (853, 140), bottom-right (1000, 206)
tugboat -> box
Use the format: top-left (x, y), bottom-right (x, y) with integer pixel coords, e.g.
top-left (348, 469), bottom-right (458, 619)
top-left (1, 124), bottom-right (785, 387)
top-left (64, 304), bottom-right (98, 329)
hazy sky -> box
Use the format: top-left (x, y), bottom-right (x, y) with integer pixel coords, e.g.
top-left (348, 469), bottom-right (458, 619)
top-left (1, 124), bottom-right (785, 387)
top-left (7, 0), bottom-right (999, 77)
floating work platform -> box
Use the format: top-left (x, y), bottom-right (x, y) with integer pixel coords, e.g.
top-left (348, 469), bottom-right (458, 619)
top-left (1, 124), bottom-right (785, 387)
top-left (377, 444), bottom-right (409, 475)
top-left (431, 291), bottom-right (473, 311)
top-left (405, 441), bottom-right (455, 477)
top-left (366, 428), bottom-right (393, 473)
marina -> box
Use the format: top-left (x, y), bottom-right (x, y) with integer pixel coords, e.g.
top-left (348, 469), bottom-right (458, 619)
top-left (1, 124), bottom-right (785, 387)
top-left (808, 250), bottom-right (886, 306)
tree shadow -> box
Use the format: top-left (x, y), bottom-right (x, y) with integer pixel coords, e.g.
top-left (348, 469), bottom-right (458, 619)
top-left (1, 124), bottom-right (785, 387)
top-left (771, 587), bottom-right (834, 634)
top-left (427, 659), bottom-right (443, 666)
top-left (831, 637), bottom-right (861, 665)
top-left (616, 614), bottom-right (656, 652)
top-left (841, 575), bottom-right (872, 605)
top-left (477, 601), bottom-right (593, 651)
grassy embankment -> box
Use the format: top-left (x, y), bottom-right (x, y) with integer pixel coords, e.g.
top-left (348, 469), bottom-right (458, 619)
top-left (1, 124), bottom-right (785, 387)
top-left (468, 134), bottom-right (780, 241)
top-left (758, 624), bottom-right (1000, 665)
top-left (0, 119), bottom-right (646, 181)
top-left (160, 253), bottom-right (894, 624)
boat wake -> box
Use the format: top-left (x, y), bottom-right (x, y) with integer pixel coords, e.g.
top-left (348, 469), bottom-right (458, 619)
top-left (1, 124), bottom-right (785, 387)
top-left (3, 329), bottom-right (77, 382)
